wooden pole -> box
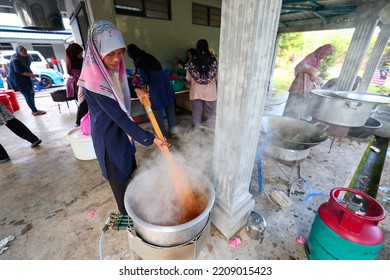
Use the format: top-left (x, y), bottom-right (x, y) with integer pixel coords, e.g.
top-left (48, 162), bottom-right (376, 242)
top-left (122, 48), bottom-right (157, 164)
top-left (141, 96), bottom-right (200, 223)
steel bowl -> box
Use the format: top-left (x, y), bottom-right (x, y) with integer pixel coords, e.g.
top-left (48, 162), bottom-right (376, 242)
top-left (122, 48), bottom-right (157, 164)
top-left (261, 115), bottom-right (328, 150)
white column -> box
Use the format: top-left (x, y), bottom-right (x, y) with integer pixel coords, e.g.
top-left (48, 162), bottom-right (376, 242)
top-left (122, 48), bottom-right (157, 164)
top-left (211, 0), bottom-right (282, 239)
top-left (335, 1), bottom-right (387, 91)
top-left (358, 24), bottom-right (390, 92)
top-left (358, 1), bottom-right (390, 92)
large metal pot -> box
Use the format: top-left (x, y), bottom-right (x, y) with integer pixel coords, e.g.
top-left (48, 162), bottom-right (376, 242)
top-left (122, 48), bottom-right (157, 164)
top-left (371, 105), bottom-right (390, 138)
top-left (347, 116), bottom-right (382, 139)
top-left (124, 165), bottom-right (215, 247)
top-left (261, 116), bottom-right (328, 150)
top-left (307, 90), bottom-right (390, 127)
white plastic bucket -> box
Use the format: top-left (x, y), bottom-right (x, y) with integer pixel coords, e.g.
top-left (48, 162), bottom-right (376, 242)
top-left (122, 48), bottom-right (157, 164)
top-left (67, 127), bottom-right (97, 160)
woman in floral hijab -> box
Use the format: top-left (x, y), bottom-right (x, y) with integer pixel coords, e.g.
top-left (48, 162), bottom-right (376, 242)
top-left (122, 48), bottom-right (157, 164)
top-left (77, 20), bottom-right (167, 214)
top-left (186, 39), bottom-right (218, 130)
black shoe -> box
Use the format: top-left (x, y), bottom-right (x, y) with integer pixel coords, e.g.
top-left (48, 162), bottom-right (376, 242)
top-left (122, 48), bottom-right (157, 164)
top-left (31, 139), bottom-right (42, 148)
top-left (0, 157), bottom-right (10, 163)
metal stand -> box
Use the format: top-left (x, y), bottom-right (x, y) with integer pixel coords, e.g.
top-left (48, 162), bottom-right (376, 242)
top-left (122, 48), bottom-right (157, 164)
top-left (328, 137), bottom-right (342, 153)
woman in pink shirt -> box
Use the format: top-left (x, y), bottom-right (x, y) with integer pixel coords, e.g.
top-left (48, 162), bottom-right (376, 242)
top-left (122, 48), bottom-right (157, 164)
top-left (186, 39), bottom-right (218, 130)
top-left (283, 44), bottom-right (333, 119)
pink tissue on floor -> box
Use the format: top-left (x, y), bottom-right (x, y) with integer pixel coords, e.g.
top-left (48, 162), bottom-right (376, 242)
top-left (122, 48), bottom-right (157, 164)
top-left (296, 236), bottom-right (305, 244)
top-left (87, 209), bottom-right (97, 219)
top-left (228, 237), bottom-right (241, 248)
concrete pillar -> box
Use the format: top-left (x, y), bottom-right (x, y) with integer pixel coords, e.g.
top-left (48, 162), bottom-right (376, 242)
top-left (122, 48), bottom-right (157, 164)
top-left (211, 0), bottom-right (282, 239)
top-left (358, 1), bottom-right (390, 92)
top-left (335, 4), bottom-right (382, 91)
top-left (358, 24), bottom-right (390, 92)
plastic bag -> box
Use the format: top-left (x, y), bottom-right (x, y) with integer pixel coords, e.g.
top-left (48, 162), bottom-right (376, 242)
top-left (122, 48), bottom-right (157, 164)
top-left (80, 112), bottom-right (91, 135)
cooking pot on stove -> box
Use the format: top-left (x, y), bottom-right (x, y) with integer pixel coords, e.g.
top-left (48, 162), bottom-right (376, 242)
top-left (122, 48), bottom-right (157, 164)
top-left (347, 116), bottom-right (382, 139)
top-left (261, 116), bottom-right (328, 150)
top-left (371, 105), bottom-right (390, 138)
top-left (124, 165), bottom-right (215, 247)
top-left (307, 90), bottom-right (390, 127)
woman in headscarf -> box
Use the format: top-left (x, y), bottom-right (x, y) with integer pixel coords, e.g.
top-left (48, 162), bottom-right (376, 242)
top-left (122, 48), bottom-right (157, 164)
top-left (77, 20), bottom-right (168, 215)
top-left (282, 44), bottom-right (334, 119)
top-left (7, 46), bottom-right (46, 116)
top-left (186, 39), bottom-right (218, 130)
top-left (66, 43), bottom-right (88, 126)
top-left (127, 44), bottom-right (178, 139)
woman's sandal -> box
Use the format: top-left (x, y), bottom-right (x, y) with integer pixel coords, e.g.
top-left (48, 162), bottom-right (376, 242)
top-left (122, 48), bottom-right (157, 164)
top-left (32, 110), bottom-right (46, 116)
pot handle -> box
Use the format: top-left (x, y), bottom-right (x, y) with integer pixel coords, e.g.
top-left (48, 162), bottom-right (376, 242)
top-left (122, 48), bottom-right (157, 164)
top-left (345, 101), bottom-right (362, 110)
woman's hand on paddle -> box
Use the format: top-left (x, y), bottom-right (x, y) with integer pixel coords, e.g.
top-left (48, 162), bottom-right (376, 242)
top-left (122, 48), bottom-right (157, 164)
top-left (153, 137), bottom-right (170, 152)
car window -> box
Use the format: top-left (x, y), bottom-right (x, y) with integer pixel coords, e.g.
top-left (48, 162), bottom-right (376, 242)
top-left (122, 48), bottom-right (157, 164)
top-left (30, 54), bottom-right (42, 62)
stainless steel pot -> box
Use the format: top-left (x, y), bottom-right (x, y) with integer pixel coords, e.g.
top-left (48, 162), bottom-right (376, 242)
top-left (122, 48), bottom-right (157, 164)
top-left (371, 105), bottom-right (390, 138)
top-left (307, 90), bottom-right (389, 127)
top-left (124, 165), bottom-right (215, 247)
top-left (347, 116), bottom-right (382, 139)
top-left (261, 116), bottom-right (328, 150)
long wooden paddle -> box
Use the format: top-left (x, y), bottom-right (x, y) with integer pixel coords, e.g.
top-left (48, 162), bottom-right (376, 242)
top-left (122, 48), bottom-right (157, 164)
top-left (140, 96), bottom-right (200, 223)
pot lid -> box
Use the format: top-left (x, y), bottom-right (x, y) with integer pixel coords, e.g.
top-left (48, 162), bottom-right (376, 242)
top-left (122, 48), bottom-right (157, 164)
top-left (330, 91), bottom-right (390, 104)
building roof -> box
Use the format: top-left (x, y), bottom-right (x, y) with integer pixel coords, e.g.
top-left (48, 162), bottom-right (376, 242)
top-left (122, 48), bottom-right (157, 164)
top-left (279, 0), bottom-right (390, 33)
top-left (0, 12), bottom-right (72, 44)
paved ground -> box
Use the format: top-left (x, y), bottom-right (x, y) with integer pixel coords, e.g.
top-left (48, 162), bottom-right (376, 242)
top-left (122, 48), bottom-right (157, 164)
top-left (0, 88), bottom-right (389, 260)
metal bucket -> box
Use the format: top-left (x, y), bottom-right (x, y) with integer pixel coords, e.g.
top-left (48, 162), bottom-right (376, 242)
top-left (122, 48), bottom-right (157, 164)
top-left (124, 165), bottom-right (215, 247)
top-left (246, 211), bottom-right (267, 243)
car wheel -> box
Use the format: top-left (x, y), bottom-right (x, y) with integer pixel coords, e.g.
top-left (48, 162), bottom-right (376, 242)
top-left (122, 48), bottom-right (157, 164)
top-left (40, 75), bottom-right (53, 88)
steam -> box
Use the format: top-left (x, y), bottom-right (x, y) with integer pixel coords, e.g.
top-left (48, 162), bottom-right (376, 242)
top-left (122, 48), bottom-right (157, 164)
top-left (127, 119), bottom-right (215, 226)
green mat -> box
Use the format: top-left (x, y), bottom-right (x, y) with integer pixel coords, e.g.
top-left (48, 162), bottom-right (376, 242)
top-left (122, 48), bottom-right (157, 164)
top-left (102, 212), bottom-right (134, 232)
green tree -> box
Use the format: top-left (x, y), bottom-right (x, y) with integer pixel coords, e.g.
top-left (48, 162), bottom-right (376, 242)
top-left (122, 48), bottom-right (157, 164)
top-left (277, 33), bottom-right (304, 67)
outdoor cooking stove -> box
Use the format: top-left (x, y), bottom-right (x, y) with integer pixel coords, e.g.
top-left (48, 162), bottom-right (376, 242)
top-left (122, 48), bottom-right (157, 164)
top-left (124, 165), bottom-right (215, 260)
top-left (307, 90), bottom-right (390, 152)
top-left (126, 216), bottom-right (210, 260)
top-left (260, 115), bottom-right (329, 196)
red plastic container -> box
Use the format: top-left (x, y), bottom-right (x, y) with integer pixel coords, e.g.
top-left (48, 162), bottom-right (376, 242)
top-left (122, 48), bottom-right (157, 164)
top-left (4, 90), bottom-right (20, 111)
top-left (319, 187), bottom-right (385, 246)
top-left (0, 93), bottom-right (14, 114)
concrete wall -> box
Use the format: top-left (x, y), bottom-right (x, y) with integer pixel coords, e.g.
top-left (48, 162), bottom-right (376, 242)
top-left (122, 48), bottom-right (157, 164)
top-left (66, 0), bottom-right (221, 70)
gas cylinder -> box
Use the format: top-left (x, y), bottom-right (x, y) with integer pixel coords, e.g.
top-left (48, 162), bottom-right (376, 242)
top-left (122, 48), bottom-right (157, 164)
top-left (306, 187), bottom-right (386, 260)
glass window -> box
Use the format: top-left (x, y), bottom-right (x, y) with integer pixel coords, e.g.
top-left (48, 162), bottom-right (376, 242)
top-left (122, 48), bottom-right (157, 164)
top-left (192, 3), bottom-right (221, 27)
top-left (114, 0), bottom-right (171, 20)
top-left (30, 54), bottom-right (42, 62)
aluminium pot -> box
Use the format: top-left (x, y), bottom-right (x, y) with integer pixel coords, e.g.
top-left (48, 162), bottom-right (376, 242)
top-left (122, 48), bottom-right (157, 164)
top-left (261, 115), bottom-right (328, 150)
top-left (124, 165), bottom-right (215, 247)
top-left (347, 116), bottom-right (382, 139)
top-left (307, 90), bottom-right (389, 127)
top-left (371, 105), bottom-right (390, 138)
